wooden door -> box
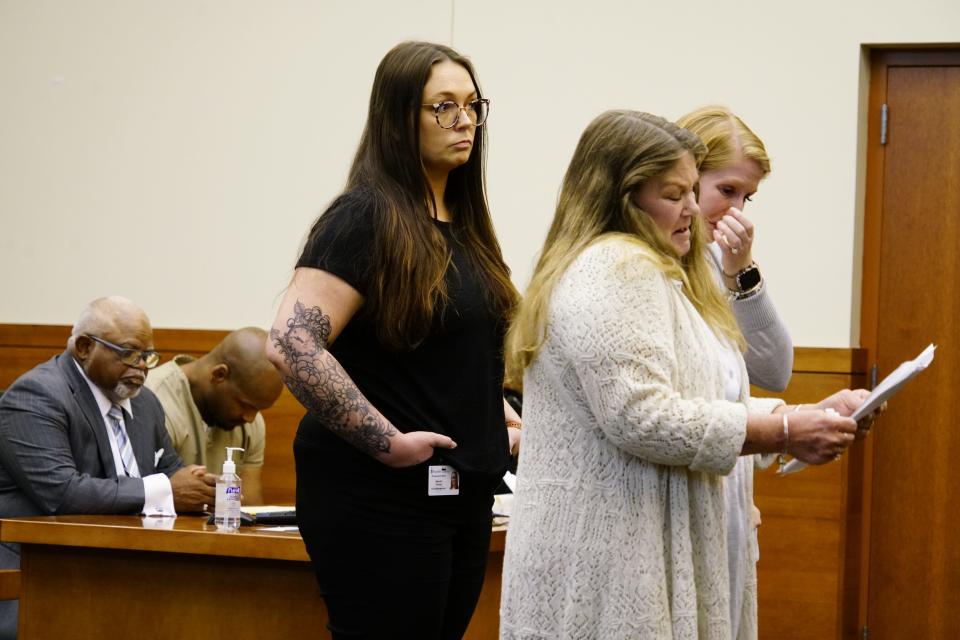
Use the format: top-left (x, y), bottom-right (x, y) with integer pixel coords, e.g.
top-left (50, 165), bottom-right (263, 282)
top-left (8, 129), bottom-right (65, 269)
top-left (858, 50), bottom-right (960, 639)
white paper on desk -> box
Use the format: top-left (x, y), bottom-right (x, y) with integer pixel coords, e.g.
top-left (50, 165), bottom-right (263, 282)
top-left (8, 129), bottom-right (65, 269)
top-left (779, 343), bottom-right (936, 476)
top-left (257, 526), bottom-right (300, 532)
top-left (241, 505), bottom-right (295, 515)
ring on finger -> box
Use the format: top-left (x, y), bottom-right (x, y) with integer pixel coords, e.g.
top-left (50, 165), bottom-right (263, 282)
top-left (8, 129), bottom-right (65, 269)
top-left (731, 246), bottom-right (740, 255)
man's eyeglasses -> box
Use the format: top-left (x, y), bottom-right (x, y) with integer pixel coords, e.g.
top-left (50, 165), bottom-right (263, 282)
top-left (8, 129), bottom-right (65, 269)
top-left (87, 335), bottom-right (161, 369)
top-left (422, 99), bottom-right (490, 129)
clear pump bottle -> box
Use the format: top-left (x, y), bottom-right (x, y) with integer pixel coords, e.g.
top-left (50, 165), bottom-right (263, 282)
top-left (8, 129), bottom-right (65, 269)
top-left (215, 447), bottom-right (244, 532)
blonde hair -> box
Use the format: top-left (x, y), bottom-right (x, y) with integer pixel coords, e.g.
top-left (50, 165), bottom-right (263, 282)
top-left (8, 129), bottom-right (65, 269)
top-left (506, 110), bottom-right (744, 380)
top-left (677, 105), bottom-right (771, 175)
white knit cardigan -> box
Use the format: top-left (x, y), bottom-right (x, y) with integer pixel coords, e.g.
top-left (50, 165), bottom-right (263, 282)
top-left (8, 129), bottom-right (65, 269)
top-left (500, 236), bottom-right (782, 640)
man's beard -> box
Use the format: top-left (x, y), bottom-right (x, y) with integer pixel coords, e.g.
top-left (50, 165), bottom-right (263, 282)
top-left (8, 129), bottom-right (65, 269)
top-left (112, 379), bottom-right (143, 400)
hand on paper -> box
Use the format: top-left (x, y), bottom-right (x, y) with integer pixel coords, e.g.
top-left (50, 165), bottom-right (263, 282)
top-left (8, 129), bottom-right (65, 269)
top-left (852, 401), bottom-right (886, 440)
top-left (815, 389), bottom-right (883, 440)
top-left (785, 410), bottom-right (857, 465)
top-left (814, 388), bottom-right (869, 416)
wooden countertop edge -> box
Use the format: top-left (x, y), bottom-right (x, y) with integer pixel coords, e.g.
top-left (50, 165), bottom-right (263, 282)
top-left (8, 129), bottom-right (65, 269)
top-left (0, 517), bottom-right (508, 560)
top-left (0, 517), bottom-right (311, 561)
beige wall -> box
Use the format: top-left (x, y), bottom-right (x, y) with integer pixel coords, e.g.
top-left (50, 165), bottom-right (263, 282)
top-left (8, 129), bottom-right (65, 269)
top-left (1, 1), bottom-right (958, 346)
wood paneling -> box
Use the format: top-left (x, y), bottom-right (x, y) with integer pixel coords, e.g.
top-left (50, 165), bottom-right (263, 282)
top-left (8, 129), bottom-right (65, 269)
top-left (752, 347), bottom-right (867, 640)
top-left (1, 323), bottom-right (868, 638)
top-left (858, 50), bottom-right (960, 640)
top-left (0, 571), bottom-right (19, 602)
top-left (2, 515), bottom-right (505, 639)
top-left (23, 546), bottom-right (325, 639)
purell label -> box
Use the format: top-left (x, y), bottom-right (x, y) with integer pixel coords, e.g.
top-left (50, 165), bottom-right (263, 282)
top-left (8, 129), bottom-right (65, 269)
top-left (226, 486), bottom-right (241, 496)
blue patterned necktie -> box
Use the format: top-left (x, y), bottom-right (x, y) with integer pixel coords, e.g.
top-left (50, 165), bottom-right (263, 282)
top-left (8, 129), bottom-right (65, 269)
top-left (107, 404), bottom-right (139, 478)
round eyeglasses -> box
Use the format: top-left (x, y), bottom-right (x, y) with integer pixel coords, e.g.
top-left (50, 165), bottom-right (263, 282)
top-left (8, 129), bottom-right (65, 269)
top-left (87, 334), bottom-right (161, 369)
top-left (422, 99), bottom-right (490, 129)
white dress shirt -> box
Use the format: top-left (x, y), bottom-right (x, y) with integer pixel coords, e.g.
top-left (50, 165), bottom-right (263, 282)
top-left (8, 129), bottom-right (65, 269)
top-left (73, 360), bottom-right (176, 516)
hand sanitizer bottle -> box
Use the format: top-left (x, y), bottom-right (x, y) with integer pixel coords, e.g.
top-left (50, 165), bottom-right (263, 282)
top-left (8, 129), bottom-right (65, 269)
top-left (215, 447), bottom-right (244, 532)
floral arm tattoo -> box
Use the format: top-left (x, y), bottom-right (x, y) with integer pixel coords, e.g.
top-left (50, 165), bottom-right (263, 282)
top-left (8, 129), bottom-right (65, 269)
top-left (271, 300), bottom-right (397, 456)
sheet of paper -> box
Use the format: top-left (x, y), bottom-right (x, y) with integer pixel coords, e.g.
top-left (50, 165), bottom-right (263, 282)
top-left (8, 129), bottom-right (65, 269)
top-left (241, 505), bottom-right (295, 515)
top-left (779, 343), bottom-right (936, 476)
top-left (850, 343), bottom-right (936, 421)
top-left (256, 526), bottom-right (300, 533)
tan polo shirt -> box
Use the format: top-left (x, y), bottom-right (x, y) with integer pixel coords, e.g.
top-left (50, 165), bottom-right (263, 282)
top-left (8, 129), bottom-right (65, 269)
top-left (145, 355), bottom-right (265, 474)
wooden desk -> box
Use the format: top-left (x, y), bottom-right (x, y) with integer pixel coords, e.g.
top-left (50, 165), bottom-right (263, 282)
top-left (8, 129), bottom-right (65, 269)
top-left (0, 515), bottom-right (506, 640)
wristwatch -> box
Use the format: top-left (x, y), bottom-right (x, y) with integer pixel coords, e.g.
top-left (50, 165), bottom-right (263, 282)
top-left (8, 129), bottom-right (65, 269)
top-left (729, 262), bottom-right (762, 299)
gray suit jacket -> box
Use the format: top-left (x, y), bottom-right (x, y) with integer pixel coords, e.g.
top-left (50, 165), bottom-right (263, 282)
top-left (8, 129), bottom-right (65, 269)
top-left (0, 351), bottom-right (183, 518)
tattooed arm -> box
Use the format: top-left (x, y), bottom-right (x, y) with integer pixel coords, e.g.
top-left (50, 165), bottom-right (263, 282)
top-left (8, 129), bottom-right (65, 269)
top-left (266, 268), bottom-right (456, 468)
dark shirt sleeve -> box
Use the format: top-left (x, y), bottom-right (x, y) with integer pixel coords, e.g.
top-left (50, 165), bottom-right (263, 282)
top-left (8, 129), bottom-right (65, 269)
top-left (296, 190), bottom-right (379, 295)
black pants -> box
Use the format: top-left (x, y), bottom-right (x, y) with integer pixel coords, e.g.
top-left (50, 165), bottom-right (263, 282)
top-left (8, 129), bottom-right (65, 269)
top-left (296, 437), bottom-right (496, 640)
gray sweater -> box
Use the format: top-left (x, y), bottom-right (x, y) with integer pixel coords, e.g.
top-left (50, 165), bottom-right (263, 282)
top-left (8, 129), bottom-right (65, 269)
top-left (708, 243), bottom-right (793, 392)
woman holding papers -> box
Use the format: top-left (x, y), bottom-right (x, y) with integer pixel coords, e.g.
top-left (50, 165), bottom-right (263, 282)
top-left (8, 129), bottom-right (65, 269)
top-left (500, 110), bottom-right (867, 640)
top-left (267, 42), bottom-right (520, 639)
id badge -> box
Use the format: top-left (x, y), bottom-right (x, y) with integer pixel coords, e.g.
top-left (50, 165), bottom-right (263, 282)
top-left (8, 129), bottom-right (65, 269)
top-left (428, 465), bottom-right (460, 496)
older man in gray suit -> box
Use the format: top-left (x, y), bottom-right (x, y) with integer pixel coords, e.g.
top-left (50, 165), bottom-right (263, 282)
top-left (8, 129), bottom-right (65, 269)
top-left (0, 296), bottom-right (216, 638)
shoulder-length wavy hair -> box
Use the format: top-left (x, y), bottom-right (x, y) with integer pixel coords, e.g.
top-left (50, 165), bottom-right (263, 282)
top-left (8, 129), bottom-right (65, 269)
top-left (506, 110), bottom-right (744, 379)
top-left (306, 41), bottom-right (517, 350)
top-left (677, 105), bottom-right (771, 176)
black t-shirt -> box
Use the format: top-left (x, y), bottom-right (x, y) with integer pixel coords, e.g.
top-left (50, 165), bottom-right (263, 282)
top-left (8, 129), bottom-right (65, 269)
top-left (295, 189), bottom-right (509, 484)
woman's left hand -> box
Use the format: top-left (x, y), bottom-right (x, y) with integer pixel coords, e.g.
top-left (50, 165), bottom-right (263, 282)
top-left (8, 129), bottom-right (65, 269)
top-left (715, 207), bottom-right (755, 275)
top-left (814, 388), bottom-right (883, 440)
top-left (815, 388), bottom-right (869, 417)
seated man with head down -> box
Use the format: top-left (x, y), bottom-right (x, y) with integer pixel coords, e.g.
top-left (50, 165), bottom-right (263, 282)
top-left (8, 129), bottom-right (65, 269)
top-left (145, 327), bottom-right (283, 505)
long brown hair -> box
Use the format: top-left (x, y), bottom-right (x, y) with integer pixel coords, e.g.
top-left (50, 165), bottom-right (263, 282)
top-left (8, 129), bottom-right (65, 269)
top-left (307, 41), bottom-right (517, 349)
top-left (506, 110), bottom-right (744, 379)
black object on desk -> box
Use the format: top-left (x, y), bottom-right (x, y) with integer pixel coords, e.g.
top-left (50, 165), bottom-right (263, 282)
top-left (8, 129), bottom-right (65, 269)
top-left (252, 510), bottom-right (298, 525)
top-left (204, 510), bottom-right (298, 527)
top-left (206, 512), bottom-right (257, 527)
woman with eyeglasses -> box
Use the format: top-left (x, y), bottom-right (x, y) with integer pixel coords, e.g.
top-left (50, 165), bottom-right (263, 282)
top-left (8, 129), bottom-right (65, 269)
top-left (267, 41), bottom-right (520, 639)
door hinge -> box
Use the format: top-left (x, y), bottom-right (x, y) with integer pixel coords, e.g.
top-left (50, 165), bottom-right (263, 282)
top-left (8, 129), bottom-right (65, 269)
top-left (880, 103), bottom-right (888, 145)
top-left (862, 624), bottom-right (870, 640)
top-left (870, 363), bottom-right (878, 389)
